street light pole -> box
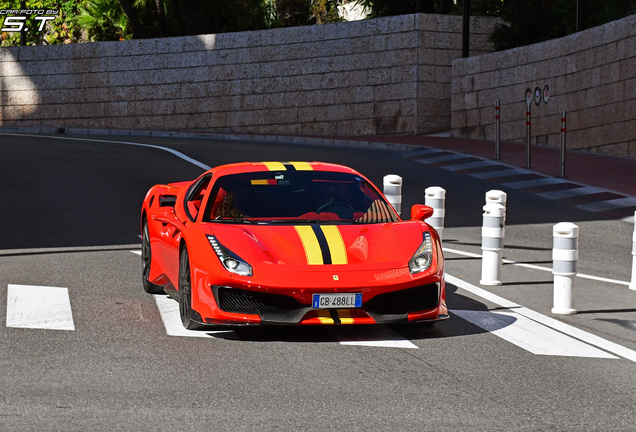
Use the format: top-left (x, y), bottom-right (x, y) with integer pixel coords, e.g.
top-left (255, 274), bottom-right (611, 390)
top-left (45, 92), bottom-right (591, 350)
top-left (19, 0), bottom-right (26, 46)
top-left (577, 0), bottom-right (585, 32)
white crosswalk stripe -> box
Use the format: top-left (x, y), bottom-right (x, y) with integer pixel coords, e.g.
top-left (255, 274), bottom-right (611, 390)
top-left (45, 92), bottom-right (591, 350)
top-left (406, 148), bottom-right (444, 157)
top-left (536, 186), bottom-right (605, 199)
top-left (404, 147), bottom-right (636, 217)
top-left (577, 197), bottom-right (636, 212)
top-left (415, 154), bottom-right (468, 164)
top-left (501, 177), bottom-right (569, 189)
top-left (444, 160), bottom-right (497, 171)
top-left (6, 284), bottom-right (75, 331)
top-left (154, 295), bottom-right (231, 338)
top-left (470, 168), bottom-right (526, 179)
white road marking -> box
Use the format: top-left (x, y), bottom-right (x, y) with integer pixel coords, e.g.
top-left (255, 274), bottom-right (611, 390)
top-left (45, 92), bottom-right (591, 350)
top-left (446, 274), bottom-right (636, 363)
top-left (416, 154), bottom-right (467, 164)
top-left (470, 168), bottom-right (527, 179)
top-left (452, 309), bottom-right (616, 358)
top-left (443, 247), bottom-right (631, 286)
top-left (153, 295), bottom-right (232, 338)
top-left (444, 160), bottom-right (496, 171)
top-left (338, 339), bottom-right (419, 349)
top-left (0, 133), bottom-right (212, 170)
top-left (6, 284), bottom-right (75, 331)
top-left (405, 148), bottom-right (444, 157)
top-left (577, 197), bottom-right (636, 212)
top-left (501, 177), bottom-right (569, 189)
top-left (131, 250), bottom-right (141, 255)
top-left (334, 327), bottom-right (419, 349)
top-left (536, 186), bottom-right (605, 199)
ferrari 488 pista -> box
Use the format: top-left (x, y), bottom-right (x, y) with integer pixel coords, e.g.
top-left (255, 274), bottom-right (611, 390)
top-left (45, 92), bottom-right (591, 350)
top-left (141, 161), bottom-right (447, 329)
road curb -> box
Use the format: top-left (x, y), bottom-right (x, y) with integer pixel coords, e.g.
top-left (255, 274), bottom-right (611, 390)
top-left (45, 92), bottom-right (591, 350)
top-left (0, 126), bottom-right (419, 153)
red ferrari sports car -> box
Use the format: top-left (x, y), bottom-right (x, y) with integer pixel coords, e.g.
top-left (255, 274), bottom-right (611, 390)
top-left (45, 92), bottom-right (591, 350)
top-left (141, 161), bottom-right (447, 329)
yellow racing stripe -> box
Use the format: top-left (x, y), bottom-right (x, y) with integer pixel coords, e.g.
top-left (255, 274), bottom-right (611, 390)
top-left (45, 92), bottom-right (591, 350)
top-left (320, 225), bottom-right (348, 265)
top-left (294, 226), bottom-right (324, 265)
top-left (263, 161), bottom-right (286, 171)
top-left (289, 162), bottom-right (313, 171)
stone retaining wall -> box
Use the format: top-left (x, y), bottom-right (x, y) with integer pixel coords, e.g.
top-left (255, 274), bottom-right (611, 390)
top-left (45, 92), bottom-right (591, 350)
top-left (0, 14), bottom-right (497, 136)
top-left (451, 14), bottom-right (636, 158)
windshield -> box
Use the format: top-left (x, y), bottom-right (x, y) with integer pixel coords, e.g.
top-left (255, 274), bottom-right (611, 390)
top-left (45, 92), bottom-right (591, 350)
top-left (202, 170), bottom-right (400, 224)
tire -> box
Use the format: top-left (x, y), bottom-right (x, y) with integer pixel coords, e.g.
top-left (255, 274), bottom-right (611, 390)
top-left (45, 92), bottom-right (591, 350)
top-left (179, 246), bottom-right (203, 330)
top-left (141, 219), bottom-right (164, 294)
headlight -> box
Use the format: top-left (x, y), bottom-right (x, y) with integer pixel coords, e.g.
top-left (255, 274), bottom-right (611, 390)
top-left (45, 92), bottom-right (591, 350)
top-left (207, 235), bottom-right (253, 276)
top-left (409, 231), bottom-right (433, 274)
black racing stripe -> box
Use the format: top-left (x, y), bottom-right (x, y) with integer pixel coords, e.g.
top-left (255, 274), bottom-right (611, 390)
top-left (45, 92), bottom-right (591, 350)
top-left (311, 225), bottom-right (332, 265)
top-left (282, 162), bottom-right (296, 171)
top-left (329, 309), bottom-right (341, 324)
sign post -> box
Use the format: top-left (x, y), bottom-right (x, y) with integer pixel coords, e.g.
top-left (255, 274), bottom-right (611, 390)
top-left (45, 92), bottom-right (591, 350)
top-left (525, 88), bottom-right (532, 168)
top-left (495, 100), bottom-right (501, 160)
top-left (561, 111), bottom-right (566, 178)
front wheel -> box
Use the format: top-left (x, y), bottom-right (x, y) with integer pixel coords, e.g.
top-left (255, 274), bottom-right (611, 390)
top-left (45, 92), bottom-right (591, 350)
top-left (179, 246), bottom-right (203, 330)
top-left (142, 220), bottom-right (164, 294)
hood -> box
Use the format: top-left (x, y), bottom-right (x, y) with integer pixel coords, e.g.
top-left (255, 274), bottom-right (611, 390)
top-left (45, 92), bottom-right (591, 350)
top-left (209, 222), bottom-right (426, 272)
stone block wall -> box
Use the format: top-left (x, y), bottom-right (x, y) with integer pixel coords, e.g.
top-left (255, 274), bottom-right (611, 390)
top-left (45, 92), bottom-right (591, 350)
top-left (0, 14), bottom-right (497, 136)
top-left (451, 14), bottom-right (636, 158)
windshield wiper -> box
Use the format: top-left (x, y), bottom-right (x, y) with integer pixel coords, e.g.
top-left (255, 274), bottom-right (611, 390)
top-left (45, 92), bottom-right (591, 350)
top-left (268, 219), bottom-right (322, 224)
top-left (269, 219), bottom-right (353, 224)
top-left (211, 218), bottom-right (254, 224)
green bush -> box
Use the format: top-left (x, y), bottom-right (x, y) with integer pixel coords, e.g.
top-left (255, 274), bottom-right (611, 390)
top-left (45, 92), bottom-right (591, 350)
top-left (0, 0), bottom-right (83, 46)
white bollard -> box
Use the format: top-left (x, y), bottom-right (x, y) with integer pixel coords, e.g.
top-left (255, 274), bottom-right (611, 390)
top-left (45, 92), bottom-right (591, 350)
top-left (486, 190), bottom-right (507, 222)
top-left (552, 222), bottom-right (579, 315)
top-left (424, 187), bottom-right (446, 240)
top-left (630, 212), bottom-right (636, 291)
top-left (383, 175), bottom-right (402, 215)
top-left (480, 203), bottom-right (506, 286)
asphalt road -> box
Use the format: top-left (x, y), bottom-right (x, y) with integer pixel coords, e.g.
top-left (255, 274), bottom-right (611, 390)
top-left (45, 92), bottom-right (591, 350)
top-left (1, 132), bottom-right (635, 431)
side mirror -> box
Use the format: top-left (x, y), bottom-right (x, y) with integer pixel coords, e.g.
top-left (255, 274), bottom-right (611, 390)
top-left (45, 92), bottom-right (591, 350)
top-left (411, 204), bottom-right (434, 221)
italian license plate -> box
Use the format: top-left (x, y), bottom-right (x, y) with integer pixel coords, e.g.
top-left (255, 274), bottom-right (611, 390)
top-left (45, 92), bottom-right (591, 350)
top-left (312, 293), bottom-right (362, 309)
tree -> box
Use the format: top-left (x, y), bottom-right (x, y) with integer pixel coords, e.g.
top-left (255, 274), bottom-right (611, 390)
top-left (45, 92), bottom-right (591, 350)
top-left (491, 0), bottom-right (636, 50)
top-left (0, 0), bottom-right (84, 46)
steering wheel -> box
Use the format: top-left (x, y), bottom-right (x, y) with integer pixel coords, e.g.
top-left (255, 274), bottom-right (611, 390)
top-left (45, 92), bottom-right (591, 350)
top-left (316, 201), bottom-right (355, 216)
